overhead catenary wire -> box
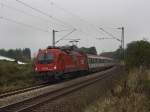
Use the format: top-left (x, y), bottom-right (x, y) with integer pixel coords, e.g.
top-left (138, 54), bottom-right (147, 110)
top-left (15, 0), bottom-right (76, 29)
top-left (1, 0), bottom-right (122, 47)
top-left (0, 16), bottom-right (49, 32)
top-left (47, 0), bottom-right (104, 38)
top-left (0, 2), bottom-right (72, 33)
top-left (50, 1), bottom-right (122, 43)
top-left (0, 2), bottom-right (69, 29)
top-left (55, 28), bottom-right (76, 44)
top-left (48, 1), bottom-right (96, 28)
top-left (48, 1), bottom-right (84, 22)
top-left (98, 27), bottom-right (121, 42)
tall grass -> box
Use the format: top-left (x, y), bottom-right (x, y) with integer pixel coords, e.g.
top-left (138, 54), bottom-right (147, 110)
top-left (0, 61), bottom-right (39, 93)
top-left (85, 69), bottom-right (150, 112)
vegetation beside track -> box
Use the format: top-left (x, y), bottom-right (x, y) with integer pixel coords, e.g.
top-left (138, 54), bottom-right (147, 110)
top-left (0, 61), bottom-right (40, 93)
top-left (84, 68), bottom-right (150, 112)
top-left (84, 40), bottom-right (150, 112)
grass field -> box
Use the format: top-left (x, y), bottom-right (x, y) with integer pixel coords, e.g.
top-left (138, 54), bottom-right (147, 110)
top-left (0, 61), bottom-right (40, 93)
top-left (85, 68), bottom-right (150, 112)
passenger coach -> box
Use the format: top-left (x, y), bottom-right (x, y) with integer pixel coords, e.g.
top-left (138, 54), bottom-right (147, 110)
top-left (87, 54), bottom-right (114, 72)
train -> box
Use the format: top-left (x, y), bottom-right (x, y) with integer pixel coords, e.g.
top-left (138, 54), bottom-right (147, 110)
top-left (34, 46), bottom-right (115, 80)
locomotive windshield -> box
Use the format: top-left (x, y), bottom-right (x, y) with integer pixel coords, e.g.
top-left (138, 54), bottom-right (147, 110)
top-left (38, 52), bottom-right (54, 64)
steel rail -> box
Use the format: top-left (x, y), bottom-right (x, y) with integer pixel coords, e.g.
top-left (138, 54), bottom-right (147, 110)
top-left (0, 82), bottom-right (50, 99)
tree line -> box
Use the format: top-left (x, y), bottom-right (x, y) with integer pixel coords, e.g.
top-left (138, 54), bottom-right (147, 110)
top-left (101, 40), bottom-right (150, 69)
top-left (1, 40), bottom-right (149, 69)
top-left (0, 48), bottom-right (31, 62)
top-left (60, 45), bottom-right (97, 55)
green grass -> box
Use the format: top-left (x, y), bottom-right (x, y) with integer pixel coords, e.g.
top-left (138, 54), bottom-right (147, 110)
top-left (85, 68), bottom-right (150, 112)
top-left (0, 61), bottom-right (40, 93)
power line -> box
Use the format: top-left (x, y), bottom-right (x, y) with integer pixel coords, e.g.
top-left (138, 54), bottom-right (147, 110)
top-left (47, 0), bottom-right (103, 38)
top-left (50, 2), bottom-right (120, 41)
top-left (98, 27), bottom-right (121, 42)
top-left (0, 2), bottom-right (67, 29)
top-left (55, 28), bottom-right (76, 44)
top-left (48, 1), bottom-right (83, 21)
top-left (48, 1), bottom-right (94, 27)
top-left (15, 0), bottom-right (75, 29)
top-left (96, 37), bottom-right (117, 40)
top-left (64, 39), bottom-right (80, 41)
top-left (0, 2), bottom-right (74, 34)
top-left (0, 16), bottom-right (49, 32)
top-left (48, 1), bottom-right (122, 44)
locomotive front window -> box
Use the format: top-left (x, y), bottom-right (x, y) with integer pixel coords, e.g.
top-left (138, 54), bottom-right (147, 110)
top-left (38, 53), bottom-right (46, 64)
top-left (38, 52), bottom-right (54, 64)
top-left (47, 53), bottom-right (54, 64)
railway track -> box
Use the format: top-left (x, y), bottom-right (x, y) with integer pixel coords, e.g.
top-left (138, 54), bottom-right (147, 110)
top-left (0, 66), bottom-right (118, 112)
top-left (0, 83), bottom-right (51, 99)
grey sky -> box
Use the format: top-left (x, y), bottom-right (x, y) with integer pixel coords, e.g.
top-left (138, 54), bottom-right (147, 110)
top-left (0, 0), bottom-right (150, 55)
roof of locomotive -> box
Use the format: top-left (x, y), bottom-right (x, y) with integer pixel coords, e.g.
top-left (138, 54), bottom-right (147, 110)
top-left (38, 46), bottom-right (87, 57)
top-left (38, 46), bottom-right (113, 60)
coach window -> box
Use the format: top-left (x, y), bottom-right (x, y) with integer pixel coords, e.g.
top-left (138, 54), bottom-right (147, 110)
top-left (102, 59), bottom-right (104, 63)
top-left (93, 59), bottom-right (95, 63)
top-left (96, 59), bottom-right (98, 63)
top-left (95, 59), bottom-right (97, 63)
top-left (92, 58), bottom-right (94, 63)
top-left (100, 59), bottom-right (101, 63)
top-left (89, 58), bottom-right (91, 63)
top-left (88, 59), bottom-right (90, 63)
top-left (103, 59), bottom-right (105, 63)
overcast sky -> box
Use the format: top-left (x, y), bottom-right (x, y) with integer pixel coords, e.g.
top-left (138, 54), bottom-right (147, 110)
top-left (0, 0), bottom-right (150, 55)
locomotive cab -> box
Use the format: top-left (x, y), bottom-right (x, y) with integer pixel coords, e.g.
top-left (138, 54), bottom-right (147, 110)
top-left (34, 46), bottom-right (89, 80)
top-left (35, 49), bottom-right (58, 73)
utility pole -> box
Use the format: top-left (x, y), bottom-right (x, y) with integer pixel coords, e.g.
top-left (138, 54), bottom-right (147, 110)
top-left (98, 26), bottom-right (125, 60)
top-left (119, 27), bottom-right (125, 60)
top-left (53, 28), bottom-right (76, 46)
top-left (52, 30), bottom-right (55, 47)
top-left (122, 27), bottom-right (125, 60)
top-left (52, 30), bottom-right (58, 47)
top-left (117, 27), bottom-right (125, 60)
top-left (120, 27), bottom-right (124, 51)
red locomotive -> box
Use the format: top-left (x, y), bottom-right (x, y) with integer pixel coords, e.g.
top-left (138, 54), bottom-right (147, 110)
top-left (34, 46), bottom-right (114, 80)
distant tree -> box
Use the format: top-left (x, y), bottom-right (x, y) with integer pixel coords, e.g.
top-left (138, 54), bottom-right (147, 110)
top-left (125, 40), bottom-right (150, 68)
top-left (23, 48), bottom-right (31, 60)
top-left (100, 51), bottom-right (115, 58)
top-left (79, 46), bottom-right (97, 55)
top-left (0, 48), bottom-right (31, 62)
top-left (0, 49), bottom-right (6, 56)
top-left (100, 46), bottom-right (124, 60)
top-left (113, 46), bottom-right (124, 60)
top-left (59, 45), bottom-right (97, 55)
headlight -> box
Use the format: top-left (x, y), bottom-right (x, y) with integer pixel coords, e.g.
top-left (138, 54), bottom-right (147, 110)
top-left (54, 66), bottom-right (57, 70)
top-left (35, 67), bottom-right (37, 71)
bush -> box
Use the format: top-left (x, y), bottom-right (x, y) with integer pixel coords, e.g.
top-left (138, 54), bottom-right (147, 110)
top-left (125, 40), bottom-right (150, 69)
top-left (0, 61), bottom-right (39, 93)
